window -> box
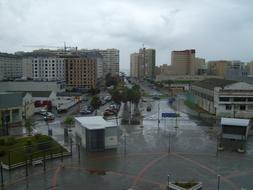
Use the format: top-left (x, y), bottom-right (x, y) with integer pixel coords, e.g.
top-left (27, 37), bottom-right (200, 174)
top-left (234, 97), bottom-right (246, 102)
top-left (240, 105), bottom-right (246, 110)
top-left (219, 97), bottom-right (229, 102)
top-left (248, 97), bottom-right (253, 102)
top-left (225, 105), bottom-right (232, 110)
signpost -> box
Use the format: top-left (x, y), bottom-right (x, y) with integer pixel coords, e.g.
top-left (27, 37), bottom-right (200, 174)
top-left (162, 112), bottom-right (178, 118)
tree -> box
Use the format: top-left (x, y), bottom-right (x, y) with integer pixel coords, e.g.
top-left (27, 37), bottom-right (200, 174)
top-left (25, 119), bottom-right (33, 136)
top-left (88, 87), bottom-right (100, 95)
top-left (111, 88), bottom-right (121, 104)
top-left (90, 96), bottom-right (102, 115)
top-left (64, 116), bottom-right (75, 127)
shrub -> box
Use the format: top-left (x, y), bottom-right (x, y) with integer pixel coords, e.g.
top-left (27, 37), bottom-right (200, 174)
top-left (37, 140), bottom-right (52, 151)
top-left (34, 134), bottom-right (42, 140)
top-left (0, 150), bottom-right (5, 157)
top-left (5, 137), bottom-right (17, 146)
top-left (25, 140), bottom-right (32, 146)
top-left (0, 138), bottom-right (5, 146)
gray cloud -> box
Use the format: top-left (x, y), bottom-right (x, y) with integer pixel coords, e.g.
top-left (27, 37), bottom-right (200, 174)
top-left (0, 0), bottom-right (253, 71)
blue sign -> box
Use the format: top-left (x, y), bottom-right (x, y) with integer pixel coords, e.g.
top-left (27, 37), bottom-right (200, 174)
top-left (162, 112), bottom-right (178, 118)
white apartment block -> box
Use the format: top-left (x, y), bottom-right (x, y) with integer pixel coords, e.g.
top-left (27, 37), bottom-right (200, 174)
top-left (0, 53), bottom-right (23, 79)
top-left (32, 57), bottom-right (65, 81)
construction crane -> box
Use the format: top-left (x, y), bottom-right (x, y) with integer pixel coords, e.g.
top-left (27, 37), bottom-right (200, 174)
top-left (23, 42), bottom-right (78, 53)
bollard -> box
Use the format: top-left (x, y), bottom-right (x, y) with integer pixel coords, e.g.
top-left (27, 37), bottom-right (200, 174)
top-left (124, 135), bottom-right (126, 156)
top-left (217, 175), bottom-right (220, 190)
top-left (61, 150), bottom-right (63, 163)
top-left (8, 151), bottom-right (11, 171)
top-left (0, 162), bottom-right (4, 188)
top-left (77, 144), bottom-right (80, 163)
top-left (25, 158), bottom-right (28, 177)
top-left (70, 138), bottom-right (73, 156)
top-left (167, 174), bottom-right (170, 185)
top-left (43, 152), bottom-right (46, 172)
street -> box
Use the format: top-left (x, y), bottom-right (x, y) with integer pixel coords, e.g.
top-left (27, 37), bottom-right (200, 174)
top-left (3, 85), bottom-right (253, 190)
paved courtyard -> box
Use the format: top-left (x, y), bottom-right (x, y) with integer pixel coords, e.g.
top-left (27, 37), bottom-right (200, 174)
top-left (2, 98), bottom-right (253, 190)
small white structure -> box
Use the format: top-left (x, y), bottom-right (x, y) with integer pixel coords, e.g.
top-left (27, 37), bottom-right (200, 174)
top-left (221, 117), bottom-right (251, 140)
top-left (75, 116), bottom-right (118, 151)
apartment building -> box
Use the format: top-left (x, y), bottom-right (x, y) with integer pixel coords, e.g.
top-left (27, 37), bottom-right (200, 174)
top-left (31, 57), bottom-right (65, 81)
top-left (139, 48), bottom-right (156, 79)
top-left (130, 53), bottom-right (140, 78)
top-left (207, 60), bottom-right (231, 77)
top-left (171, 49), bottom-right (196, 75)
top-left (0, 53), bottom-right (23, 80)
top-left (130, 48), bottom-right (156, 79)
top-left (65, 56), bottom-right (97, 89)
top-left (80, 49), bottom-right (119, 76)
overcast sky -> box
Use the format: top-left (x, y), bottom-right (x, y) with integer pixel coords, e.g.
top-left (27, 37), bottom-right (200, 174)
top-left (1, 0), bottom-right (253, 71)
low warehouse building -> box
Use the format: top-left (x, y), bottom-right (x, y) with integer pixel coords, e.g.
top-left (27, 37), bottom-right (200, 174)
top-left (190, 78), bottom-right (253, 118)
top-left (75, 116), bottom-right (118, 151)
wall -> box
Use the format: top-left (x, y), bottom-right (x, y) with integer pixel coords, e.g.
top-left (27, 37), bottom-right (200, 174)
top-left (105, 126), bottom-right (118, 149)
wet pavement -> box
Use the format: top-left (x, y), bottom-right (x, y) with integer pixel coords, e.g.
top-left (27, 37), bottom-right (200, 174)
top-left (2, 95), bottom-right (253, 190)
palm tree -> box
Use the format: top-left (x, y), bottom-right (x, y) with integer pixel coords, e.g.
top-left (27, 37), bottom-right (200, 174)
top-left (90, 96), bottom-right (102, 115)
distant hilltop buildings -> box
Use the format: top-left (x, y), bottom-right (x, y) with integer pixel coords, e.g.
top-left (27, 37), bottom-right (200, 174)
top-left (0, 48), bottom-right (119, 90)
top-left (145, 49), bottom-right (253, 83)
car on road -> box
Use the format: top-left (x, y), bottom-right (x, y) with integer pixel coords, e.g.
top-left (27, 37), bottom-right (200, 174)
top-left (39, 109), bottom-right (48, 116)
top-left (146, 106), bottom-right (152, 112)
top-left (152, 96), bottom-right (160, 100)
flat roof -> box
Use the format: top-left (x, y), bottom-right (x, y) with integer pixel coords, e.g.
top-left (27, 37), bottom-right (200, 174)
top-left (75, 116), bottom-right (117, 130)
top-left (221, 117), bottom-right (250, 127)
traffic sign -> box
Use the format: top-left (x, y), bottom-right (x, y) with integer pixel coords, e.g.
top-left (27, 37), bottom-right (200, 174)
top-left (162, 112), bottom-right (178, 118)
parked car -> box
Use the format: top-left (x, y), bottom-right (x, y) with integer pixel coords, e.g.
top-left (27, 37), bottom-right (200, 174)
top-left (80, 108), bottom-right (92, 115)
top-left (103, 110), bottom-right (117, 117)
top-left (80, 105), bottom-right (94, 115)
top-left (39, 109), bottom-right (48, 116)
top-left (44, 112), bottom-right (55, 120)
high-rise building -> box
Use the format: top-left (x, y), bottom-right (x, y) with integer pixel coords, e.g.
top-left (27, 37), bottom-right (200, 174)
top-left (247, 61), bottom-right (253, 75)
top-left (195, 57), bottom-right (206, 75)
top-left (130, 53), bottom-right (139, 78)
top-left (139, 48), bottom-right (156, 79)
top-left (0, 53), bottom-right (23, 80)
top-left (171, 49), bottom-right (196, 75)
top-left (64, 55), bottom-right (97, 89)
top-left (207, 60), bottom-right (231, 77)
top-left (80, 49), bottom-right (120, 76)
top-left (130, 48), bottom-right (156, 79)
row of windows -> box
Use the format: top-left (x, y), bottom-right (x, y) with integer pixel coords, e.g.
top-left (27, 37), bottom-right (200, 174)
top-left (33, 60), bottom-right (64, 64)
top-left (225, 105), bottom-right (246, 110)
top-left (219, 97), bottom-right (253, 102)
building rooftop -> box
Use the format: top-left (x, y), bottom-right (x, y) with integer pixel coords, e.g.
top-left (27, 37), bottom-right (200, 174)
top-left (0, 92), bottom-right (23, 108)
top-left (221, 117), bottom-right (250, 127)
top-left (193, 78), bottom-right (236, 90)
top-left (75, 116), bottom-right (117, 130)
top-left (31, 91), bottom-right (53, 97)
